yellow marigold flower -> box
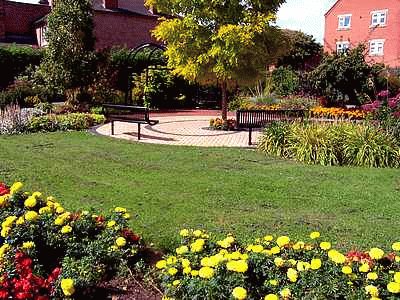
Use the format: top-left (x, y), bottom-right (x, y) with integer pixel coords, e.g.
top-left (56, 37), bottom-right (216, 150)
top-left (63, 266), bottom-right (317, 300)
top-left (1, 227), bottom-right (11, 238)
top-left (61, 278), bottom-right (75, 296)
top-left (61, 278), bottom-right (75, 297)
top-left (167, 256), bottom-right (177, 265)
top-left (394, 272), bottom-right (400, 284)
top-left (61, 225), bottom-right (72, 234)
top-left (193, 230), bottom-right (202, 237)
top-left (320, 242), bottom-right (331, 250)
top-left (115, 237), bottom-right (127, 247)
top-left (387, 282), bottom-right (400, 294)
top-left (310, 231), bottom-right (320, 239)
top-left (276, 236), bottom-right (290, 247)
top-left (218, 239), bottom-right (231, 249)
top-left (24, 211), bottom-right (38, 222)
top-left (24, 196), bottom-right (37, 208)
top-left (264, 235), bottom-right (273, 241)
top-left (39, 207), bottom-right (51, 215)
top-left (179, 229), bottom-right (189, 237)
top-left (270, 246), bottom-right (280, 255)
top-left (328, 250), bottom-right (346, 264)
top-left (181, 258), bottom-right (190, 268)
top-left (2, 216), bottom-right (17, 228)
top-left (292, 241), bottom-right (305, 250)
top-left (0, 195), bottom-right (9, 207)
top-left (114, 207), bottom-right (127, 213)
top-left (297, 261), bottom-right (307, 272)
top-left (365, 285), bottom-right (379, 297)
top-left (31, 192), bottom-right (42, 198)
top-left (199, 266), bottom-right (214, 279)
top-left (232, 287), bottom-right (247, 300)
top-left (0, 244), bottom-right (11, 257)
top-left (122, 213), bottom-right (130, 219)
top-left (176, 245), bottom-right (189, 255)
top-left (156, 260), bottom-right (167, 269)
top-left (342, 266), bottom-right (353, 275)
top-left (311, 258), bottom-right (322, 270)
top-left (10, 182), bottom-right (23, 194)
top-left (392, 242), bottom-right (400, 251)
top-left (107, 220), bottom-right (116, 228)
top-left (265, 294), bottom-right (278, 300)
top-left (274, 257), bottom-right (284, 267)
top-left (280, 288), bottom-right (291, 299)
top-left (172, 280), bottom-right (180, 286)
top-left (16, 217), bottom-right (24, 225)
top-left (183, 267), bottom-right (191, 274)
top-left (56, 206), bottom-right (65, 214)
top-left (226, 260), bottom-right (248, 273)
top-left (287, 268), bottom-right (298, 282)
top-left (367, 272), bottom-right (378, 280)
top-left (191, 270), bottom-right (199, 277)
top-left (168, 267), bottom-right (178, 276)
top-left (251, 244), bottom-right (264, 253)
top-left (288, 259), bottom-right (297, 266)
top-left (226, 236), bottom-right (234, 243)
top-left (369, 248), bottom-right (384, 260)
top-left (22, 241), bottom-right (35, 249)
top-left (359, 263), bottom-right (370, 273)
top-left (190, 239), bottom-right (205, 253)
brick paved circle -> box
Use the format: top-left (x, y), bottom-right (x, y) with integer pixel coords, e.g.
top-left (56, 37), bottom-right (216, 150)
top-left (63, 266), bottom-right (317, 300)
top-left (92, 116), bottom-right (261, 147)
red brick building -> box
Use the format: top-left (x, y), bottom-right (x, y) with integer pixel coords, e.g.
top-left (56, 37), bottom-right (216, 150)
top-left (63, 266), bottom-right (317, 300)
top-left (324, 0), bottom-right (400, 67)
top-left (0, 0), bottom-right (159, 49)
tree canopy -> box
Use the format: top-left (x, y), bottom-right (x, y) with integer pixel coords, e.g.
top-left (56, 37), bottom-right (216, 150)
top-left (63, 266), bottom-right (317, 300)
top-left (36, 0), bottom-right (95, 95)
top-left (146, 0), bottom-right (287, 119)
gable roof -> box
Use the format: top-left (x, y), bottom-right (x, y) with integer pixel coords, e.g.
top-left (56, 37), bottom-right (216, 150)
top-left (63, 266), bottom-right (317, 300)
top-left (324, 0), bottom-right (342, 16)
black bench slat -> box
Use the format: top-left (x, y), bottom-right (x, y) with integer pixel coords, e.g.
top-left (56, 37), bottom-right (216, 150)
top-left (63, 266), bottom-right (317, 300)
top-left (103, 104), bottom-right (159, 140)
top-left (236, 109), bottom-right (305, 145)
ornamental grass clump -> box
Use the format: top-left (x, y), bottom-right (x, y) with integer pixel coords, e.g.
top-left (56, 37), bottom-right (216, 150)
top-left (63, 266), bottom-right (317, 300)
top-left (0, 181), bottom-right (143, 299)
top-left (156, 229), bottom-right (400, 300)
top-left (258, 122), bottom-right (400, 168)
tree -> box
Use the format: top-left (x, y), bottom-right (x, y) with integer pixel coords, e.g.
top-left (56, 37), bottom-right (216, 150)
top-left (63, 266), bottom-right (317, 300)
top-left (145, 0), bottom-right (287, 119)
top-left (278, 30), bottom-right (323, 72)
top-left (309, 44), bottom-right (384, 106)
top-left (36, 0), bottom-right (95, 96)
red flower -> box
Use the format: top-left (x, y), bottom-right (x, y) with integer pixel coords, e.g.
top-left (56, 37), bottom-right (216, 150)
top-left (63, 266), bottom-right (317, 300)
top-left (0, 290), bottom-right (9, 300)
top-left (121, 228), bottom-right (141, 243)
top-left (0, 183), bottom-right (9, 196)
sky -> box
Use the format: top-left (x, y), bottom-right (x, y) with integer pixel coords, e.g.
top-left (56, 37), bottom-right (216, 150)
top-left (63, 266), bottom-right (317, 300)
top-left (13, 0), bottom-right (337, 44)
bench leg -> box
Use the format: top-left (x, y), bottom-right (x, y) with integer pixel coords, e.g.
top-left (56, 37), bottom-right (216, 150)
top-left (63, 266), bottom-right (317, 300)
top-left (111, 121), bottom-right (114, 135)
top-left (138, 123), bottom-right (141, 140)
top-left (248, 128), bottom-right (252, 146)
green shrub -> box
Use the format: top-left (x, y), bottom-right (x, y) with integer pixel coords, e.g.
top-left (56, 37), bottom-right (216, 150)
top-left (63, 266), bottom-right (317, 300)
top-left (27, 113), bottom-right (105, 133)
top-left (258, 122), bottom-right (400, 168)
top-left (0, 45), bottom-right (43, 90)
top-left (271, 67), bottom-right (300, 97)
top-left (156, 229), bottom-right (400, 300)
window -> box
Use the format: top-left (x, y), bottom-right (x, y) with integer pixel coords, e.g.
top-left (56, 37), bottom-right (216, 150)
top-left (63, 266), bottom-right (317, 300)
top-left (336, 41), bottom-right (350, 53)
top-left (338, 14), bottom-right (352, 29)
top-left (369, 39), bottom-right (385, 56)
top-left (371, 10), bottom-right (388, 27)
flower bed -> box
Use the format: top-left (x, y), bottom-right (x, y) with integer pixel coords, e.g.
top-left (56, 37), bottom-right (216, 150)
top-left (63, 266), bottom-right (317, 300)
top-left (209, 118), bottom-right (236, 131)
top-left (0, 181), bottom-right (143, 299)
top-left (156, 229), bottom-right (400, 300)
top-left (310, 106), bottom-right (367, 120)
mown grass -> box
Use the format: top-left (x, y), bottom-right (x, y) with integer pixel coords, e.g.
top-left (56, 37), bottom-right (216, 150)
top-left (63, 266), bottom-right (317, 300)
top-left (0, 132), bottom-right (399, 251)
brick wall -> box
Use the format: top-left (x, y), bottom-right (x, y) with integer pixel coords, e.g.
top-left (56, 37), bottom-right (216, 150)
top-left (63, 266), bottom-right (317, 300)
top-left (4, 1), bottom-right (50, 36)
top-left (0, 0), bottom-right (5, 40)
top-left (93, 11), bottom-right (159, 49)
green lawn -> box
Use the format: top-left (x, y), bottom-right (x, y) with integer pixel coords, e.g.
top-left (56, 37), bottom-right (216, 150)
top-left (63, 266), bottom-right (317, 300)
top-left (0, 132), bottom-right (399, 251)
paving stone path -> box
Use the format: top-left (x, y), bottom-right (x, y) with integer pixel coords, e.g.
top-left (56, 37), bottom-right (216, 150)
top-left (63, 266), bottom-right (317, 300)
top-left (93, 115), bottom-right (261, 148)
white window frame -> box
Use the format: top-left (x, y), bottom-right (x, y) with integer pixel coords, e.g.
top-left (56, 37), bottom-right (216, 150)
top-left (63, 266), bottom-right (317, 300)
top-left (338, 14), bottom-right (352, 29)
top-left (370, 9), bottom-right (388, 27)
top-left (369, 39), bottom-right (385, 56)
top-left (336, 41), bottom-right (350, 54)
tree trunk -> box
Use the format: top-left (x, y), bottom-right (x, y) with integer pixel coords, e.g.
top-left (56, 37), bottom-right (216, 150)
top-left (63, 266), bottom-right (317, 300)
top-left (221, 81), bottom-right (228, 121)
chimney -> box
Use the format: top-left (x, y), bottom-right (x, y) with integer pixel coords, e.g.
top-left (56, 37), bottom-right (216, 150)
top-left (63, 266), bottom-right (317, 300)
top-left (104, 0), bottom-right (118, 9)
top-left (0, 0), bottom-right (5, 41)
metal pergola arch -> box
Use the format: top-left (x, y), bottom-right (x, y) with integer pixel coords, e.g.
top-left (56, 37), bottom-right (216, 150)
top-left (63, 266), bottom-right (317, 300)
top-left (125, 43), bottom-right (168, 105)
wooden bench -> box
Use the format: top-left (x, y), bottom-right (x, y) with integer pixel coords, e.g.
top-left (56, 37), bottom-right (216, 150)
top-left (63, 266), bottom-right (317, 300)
top-left (103, 104), bottom-right (159, 140)
top-left (236, 109), bottom-right (305, 145)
